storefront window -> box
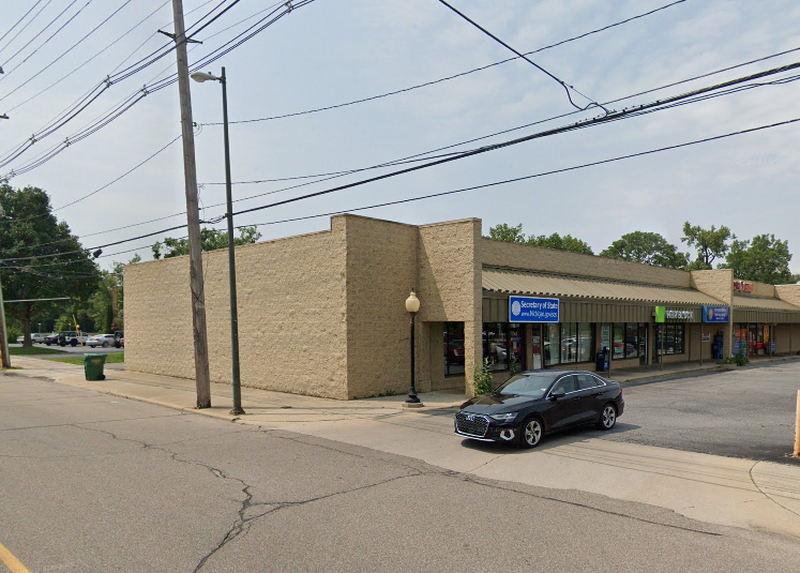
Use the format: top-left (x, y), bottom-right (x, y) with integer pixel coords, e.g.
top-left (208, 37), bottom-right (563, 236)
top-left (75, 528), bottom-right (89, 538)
top-left (508, 324), bottom-right (525, 371)
top-left (613, 324), bottom-right (624, 359)
top-left (544, 323), bottom-right (560, 366)
top-left (656, 324), bottom-right (685, 355)
top-left (544, 323), bottom-right (594, 366)
top-left (625, 323), bottom-right (638, 359)
top-left (560, 322), bottom-right (577, 363)
top-left (482, 322), bottom-right (508, 371)
top-left (443, 322), bottom-right (464, 376)
top-left (608, 323), bottom-right (646, 359)
top-left (578, 323), bottom-right (593, 362)
top-left (734, 323), bottom-right (774, 357)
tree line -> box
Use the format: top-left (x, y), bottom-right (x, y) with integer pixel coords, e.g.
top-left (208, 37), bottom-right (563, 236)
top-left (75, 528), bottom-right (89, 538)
top-left (0, 184), bottom-right (260, 345)
top-left (487, 222), bottom-right (799, 285)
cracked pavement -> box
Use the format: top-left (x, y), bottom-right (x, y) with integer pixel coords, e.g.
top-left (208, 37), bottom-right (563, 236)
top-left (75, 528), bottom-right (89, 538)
top-left (3, 375), bottom-right (800, 571)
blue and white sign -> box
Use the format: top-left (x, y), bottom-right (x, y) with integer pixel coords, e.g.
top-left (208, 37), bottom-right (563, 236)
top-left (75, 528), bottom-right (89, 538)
top-left (702, 305), bottom-right (730, 323)
top-left (509, 296), bottom-right (560, 323)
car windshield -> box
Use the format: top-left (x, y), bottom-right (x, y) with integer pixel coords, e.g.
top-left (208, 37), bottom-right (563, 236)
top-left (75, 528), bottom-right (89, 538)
top-left (496, 372), bottom-right (560, 398)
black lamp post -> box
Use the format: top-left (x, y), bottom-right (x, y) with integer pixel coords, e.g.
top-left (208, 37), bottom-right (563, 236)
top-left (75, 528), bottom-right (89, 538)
top-left (190, 67), bottom-right (245, 416)
top-left (405, 289), bottom-right (423, 406)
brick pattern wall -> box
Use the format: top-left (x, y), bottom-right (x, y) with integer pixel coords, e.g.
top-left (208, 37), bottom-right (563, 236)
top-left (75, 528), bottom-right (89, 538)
top-left (342, 216), bottom-right (418, 398)
top-left (417, 219), bottom-right (482, 394)
top-left (124, 224), bottom-right (349, 399)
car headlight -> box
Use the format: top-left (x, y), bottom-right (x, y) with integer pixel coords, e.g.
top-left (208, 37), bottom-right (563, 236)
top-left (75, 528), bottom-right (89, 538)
top-left (489, 412), bottom-right (518, 422)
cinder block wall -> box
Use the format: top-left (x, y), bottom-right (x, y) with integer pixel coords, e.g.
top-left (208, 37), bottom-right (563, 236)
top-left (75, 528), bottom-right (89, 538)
top-left (342, 216), bottom-right (418, 398)
top-left (417, 219), bottom-right (482, 394)
top-left (124, 222), bottom-right (350, 399)
top-left (124, 256), bottom-right (195, 379)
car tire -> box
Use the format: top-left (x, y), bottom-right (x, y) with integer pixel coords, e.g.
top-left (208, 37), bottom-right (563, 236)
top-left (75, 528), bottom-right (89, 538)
top-left (70, 339), bottom-right (77, 347)
top-left (102, 341), bottom-right (108, 347)
top-left (596, 403), bottom-right (617, 430)
top-left (518, 417), bottom-right (544, 448)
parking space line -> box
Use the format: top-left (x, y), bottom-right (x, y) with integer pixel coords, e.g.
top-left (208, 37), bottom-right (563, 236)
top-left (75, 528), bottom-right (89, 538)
top-left (0, 541), bottom-right (31, 573)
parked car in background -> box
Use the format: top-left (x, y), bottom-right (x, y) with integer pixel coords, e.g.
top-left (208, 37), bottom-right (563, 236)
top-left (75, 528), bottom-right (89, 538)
top-left (54, 331), bottom-right (88, 347)
top-left (87, 334), bottom-right (116, 348)
top-left (44, 333), bottom-right (60, 345)
top-left (31, 333), bottom-right (48, 343)
top-left (454, 370), bottom-right (624, 448)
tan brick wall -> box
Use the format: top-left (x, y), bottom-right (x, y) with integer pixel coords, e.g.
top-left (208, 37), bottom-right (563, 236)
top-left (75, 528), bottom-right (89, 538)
top-left (690, 270), bottom-right (733, 304)
top-left (124, 257), bottom-right (195, 379)
top-left (690, 269), bottom-right (733, 358)
top-left (342, 216), bottom-right (418, 399)
top-left (775, 284), bottom-right (800, 307)
top-left (417, 219), bottom-right (482, 395)
top-left (481, 238), bottom-right (692, 288)
top-left (125, 223), bottom-right (349, 399)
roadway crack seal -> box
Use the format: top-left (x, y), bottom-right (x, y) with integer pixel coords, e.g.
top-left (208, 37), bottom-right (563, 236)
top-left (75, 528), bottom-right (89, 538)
top-left (455, 473), bottom-right (723, 537)
top-left (748, 460), bottom-right (800, 519)
top-left (254, 428), bottom-right (723, 538)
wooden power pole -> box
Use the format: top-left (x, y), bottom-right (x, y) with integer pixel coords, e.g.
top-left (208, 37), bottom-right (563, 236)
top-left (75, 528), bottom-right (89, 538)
top-left (170, 0), bottom-right (211, 408)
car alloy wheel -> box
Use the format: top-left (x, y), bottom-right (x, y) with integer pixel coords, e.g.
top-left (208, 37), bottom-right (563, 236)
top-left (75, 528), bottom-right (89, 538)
top-left (519, 418), bottom-right (543, 448)
top-left (598, 404), bottom-right (617, 430)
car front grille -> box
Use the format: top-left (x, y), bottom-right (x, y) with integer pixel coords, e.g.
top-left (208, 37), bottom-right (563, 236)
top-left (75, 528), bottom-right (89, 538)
top-left (455, 412), bottom-right (490, 437)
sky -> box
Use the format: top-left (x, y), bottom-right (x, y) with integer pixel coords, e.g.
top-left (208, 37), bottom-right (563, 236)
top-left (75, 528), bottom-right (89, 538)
top-left (1, 0), bottom-right (799, 273)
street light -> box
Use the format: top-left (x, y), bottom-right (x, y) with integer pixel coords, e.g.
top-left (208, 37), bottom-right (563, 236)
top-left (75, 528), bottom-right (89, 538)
top-left (190, 67), bottom-right (245, 416)
top-left (405, 289), bottom-right (423, 407)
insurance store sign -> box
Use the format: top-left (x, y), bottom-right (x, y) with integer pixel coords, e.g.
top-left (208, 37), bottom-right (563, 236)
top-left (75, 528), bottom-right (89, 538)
top-left (702, 305), bottom-right (730, 323)
top-left (509, 296), bottom-right (560, 323)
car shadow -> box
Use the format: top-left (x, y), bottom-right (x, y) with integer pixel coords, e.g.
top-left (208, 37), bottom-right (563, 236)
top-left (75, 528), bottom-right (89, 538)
top-left (458, 421), bottom-right (641, 454)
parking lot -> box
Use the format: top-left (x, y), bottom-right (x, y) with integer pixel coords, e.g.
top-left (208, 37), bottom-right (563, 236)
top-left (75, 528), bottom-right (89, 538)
top-left (596, 360), bottom-right (800, 463)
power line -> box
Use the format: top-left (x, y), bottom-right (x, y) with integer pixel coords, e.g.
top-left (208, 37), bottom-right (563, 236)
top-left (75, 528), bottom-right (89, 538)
top-left (6, 112), bottom-right (798, 265)
top-left (73, 52), bottom-right (800, 249)
top-left (0, 0), bottom-right (315, 179)
top-left (0, 0), bottom-right (53, 61)
top-left (208, 0), bottom-right (689, 126)
top-left (435, 0), bottom-right (604, 112)
top-left (0, 0), bottom-right (87, 78)
top-left (237, 116), bottom-right (800, 231)
top-left (0, 0), bottom-right (135, 105)
top-left (225, 61), bottom-right (800, 218)
top-left (4, 55), bottom-right (796, 262)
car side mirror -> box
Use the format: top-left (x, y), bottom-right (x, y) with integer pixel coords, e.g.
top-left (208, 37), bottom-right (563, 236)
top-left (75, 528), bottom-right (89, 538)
top-left (549, 392), bottom-right (565, 401)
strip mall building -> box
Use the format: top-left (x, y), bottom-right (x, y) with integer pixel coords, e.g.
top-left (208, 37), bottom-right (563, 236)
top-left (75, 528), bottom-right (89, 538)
top-left (124, 215), bottom-right (800, 399)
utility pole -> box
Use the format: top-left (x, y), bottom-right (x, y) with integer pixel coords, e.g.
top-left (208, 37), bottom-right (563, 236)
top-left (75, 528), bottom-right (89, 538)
top-left (170, 0), bottom-right (211, 408)
top-left (0, 278), bottom-right (10, 369)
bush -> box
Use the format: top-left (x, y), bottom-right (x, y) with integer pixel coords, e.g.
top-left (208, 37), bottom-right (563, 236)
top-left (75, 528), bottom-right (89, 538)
top-left (719, 352), bottom-right (750, 366)
top-left (473, 357), bottom-right (494, 395)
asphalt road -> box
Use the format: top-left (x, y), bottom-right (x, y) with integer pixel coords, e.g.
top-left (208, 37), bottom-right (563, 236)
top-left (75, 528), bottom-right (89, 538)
top-left (2, 376), bottom-right (800, 572)
top-left (597, 361), bottom-right (800, 463)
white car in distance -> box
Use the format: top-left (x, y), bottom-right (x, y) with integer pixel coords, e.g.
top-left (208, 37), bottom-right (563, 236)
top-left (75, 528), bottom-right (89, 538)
top-left (86, 334), bottom-right (116, 348)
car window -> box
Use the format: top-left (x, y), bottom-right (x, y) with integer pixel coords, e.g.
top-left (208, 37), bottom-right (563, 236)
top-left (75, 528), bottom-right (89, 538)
top-left (497, 373), bottom-right (559, 398)
top-left (552, 375), bottom-right (578, 394)
top-left (577, 374), bottom-right (602, 390)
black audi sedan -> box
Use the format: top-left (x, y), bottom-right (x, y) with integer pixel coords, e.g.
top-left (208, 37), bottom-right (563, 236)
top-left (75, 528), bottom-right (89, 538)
top-left (454, 370), bottom-right (624, 448)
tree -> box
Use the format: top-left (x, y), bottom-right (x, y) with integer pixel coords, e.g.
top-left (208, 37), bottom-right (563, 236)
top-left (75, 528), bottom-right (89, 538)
top-left (600, 231), bottom-right (688, 269)
top-left (0, 184), bottom-right (100, 345)
top-left (151, 226), bottom-right (262, 259)
top-left (721, 234), bottom-right (798, 284)
top-left (681, 222), bottom-right (732, 270)
top-left (488, 223), bottom-right (527, 243)
top-left (487, 223), bottom-right (593, 254)
top-left (87, 255), bottom-right (140, 332)
top-left (528, 233), bottom-right (593, 255)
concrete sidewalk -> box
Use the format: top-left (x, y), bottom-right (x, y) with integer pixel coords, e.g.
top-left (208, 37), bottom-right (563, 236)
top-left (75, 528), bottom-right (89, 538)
top-left (5, 354), bottom-right (800, 540)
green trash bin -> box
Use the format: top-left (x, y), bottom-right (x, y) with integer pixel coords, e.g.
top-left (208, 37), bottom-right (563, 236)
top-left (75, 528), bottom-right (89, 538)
top-left (84, 353), bottom-right (107, 381)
